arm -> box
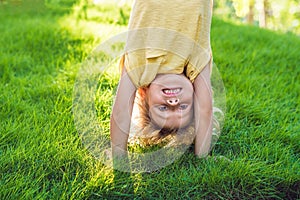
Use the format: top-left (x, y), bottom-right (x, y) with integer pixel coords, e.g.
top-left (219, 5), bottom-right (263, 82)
top-left (193, 63), bottom-right (213, 157)
top-left (110, 67), bottom-right (136, 158)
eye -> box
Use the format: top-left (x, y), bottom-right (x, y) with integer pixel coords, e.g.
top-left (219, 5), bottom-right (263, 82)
top-left (178, 104), bottom-right (188, 110)
top-left (158, 105), bottom-right (168, 112)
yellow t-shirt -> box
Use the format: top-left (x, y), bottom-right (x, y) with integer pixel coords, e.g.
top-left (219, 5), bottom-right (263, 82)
top-left (123, 0), bottom-right (213, 87)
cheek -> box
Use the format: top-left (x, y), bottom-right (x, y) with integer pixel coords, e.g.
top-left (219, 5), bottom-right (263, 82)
top-left (147, 87), bottom-right (163, 105)
top-left (184, 93), bottom-right (194, 105)
top-left (149, 95), bottom-right (163, 106)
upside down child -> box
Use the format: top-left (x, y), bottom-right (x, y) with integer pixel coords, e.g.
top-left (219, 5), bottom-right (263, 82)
top-left (110, 0), bottom-right (218, 162)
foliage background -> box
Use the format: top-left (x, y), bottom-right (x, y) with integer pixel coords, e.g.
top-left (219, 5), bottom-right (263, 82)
top-left (0, 0), bottom-right (299, 199)
top-left (214, 0), bottom-right (300, 34)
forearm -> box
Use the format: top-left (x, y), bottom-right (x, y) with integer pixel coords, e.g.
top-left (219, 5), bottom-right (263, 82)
top-left (110, 89), bottom-right (135, 158)
top-left (110, 66), bottom-right (136, 158)
top-left (110, 113), bottom-right (130, 157)
top-left (194, 108), bottom-right (213, 157)
top-left (193, 63), bottom-right (213, 157)
top-left (110, 112), bottom-right (131, 171)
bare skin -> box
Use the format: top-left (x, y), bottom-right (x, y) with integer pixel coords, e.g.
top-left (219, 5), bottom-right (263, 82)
top-left (110, 68), bottom-right (136, 157)
top-left (193, 63), bottom-right (213, 157)
top-left (110, 63), bottom-right (213, 159)
top-left (146, 73), bottom-right (194, 129)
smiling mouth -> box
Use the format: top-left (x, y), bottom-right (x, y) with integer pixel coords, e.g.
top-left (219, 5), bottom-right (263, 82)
top-left (162, 88), bottom-right (182, 95)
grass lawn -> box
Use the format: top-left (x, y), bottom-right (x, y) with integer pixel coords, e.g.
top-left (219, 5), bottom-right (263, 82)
top-left (0, 0), bottom-right (299, 199)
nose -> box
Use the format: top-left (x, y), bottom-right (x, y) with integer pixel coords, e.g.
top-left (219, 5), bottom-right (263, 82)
top-left (166, 98), bottom-right (179, 106)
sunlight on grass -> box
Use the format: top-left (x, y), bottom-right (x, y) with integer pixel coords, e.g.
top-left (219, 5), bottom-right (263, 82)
top-left (58, 1), bottom-right (129, 43)
top-left (59, 17), bottom-right (126, 41)
top-left (1, 0), bottom-right (299, 199)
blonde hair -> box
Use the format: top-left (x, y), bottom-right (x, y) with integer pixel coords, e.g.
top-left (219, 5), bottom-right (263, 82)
top-left (130, 87), bottom-right (222, 149)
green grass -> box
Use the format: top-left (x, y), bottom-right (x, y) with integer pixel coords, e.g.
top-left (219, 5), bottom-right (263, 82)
top-left (1, 1), bottom-right (299, 199)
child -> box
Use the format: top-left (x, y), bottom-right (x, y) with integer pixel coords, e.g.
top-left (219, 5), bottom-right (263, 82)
top-left (110, 0), bottom-right (216, 160)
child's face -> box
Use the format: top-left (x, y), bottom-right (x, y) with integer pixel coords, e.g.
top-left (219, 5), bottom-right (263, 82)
top-left (146, 74), bottom-right (194, 129)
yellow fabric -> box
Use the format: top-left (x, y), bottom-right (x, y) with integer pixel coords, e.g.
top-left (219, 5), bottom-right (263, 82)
top-left (123, 0), bottom-right (213, 87)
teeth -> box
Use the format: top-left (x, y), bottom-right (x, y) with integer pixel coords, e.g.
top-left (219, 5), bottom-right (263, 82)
top-left (163, 88), bottom-right (181, 94)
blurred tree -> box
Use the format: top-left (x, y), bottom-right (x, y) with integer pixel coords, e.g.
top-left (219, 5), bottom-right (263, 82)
top-left (267, 0), bottom-right (300, 32)
top-left (247, 0), bottom-right (255, 24)
top-left (257, 0), bottom-right (270, 27)
top-left (214, 0), bottom-right (300, 34)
